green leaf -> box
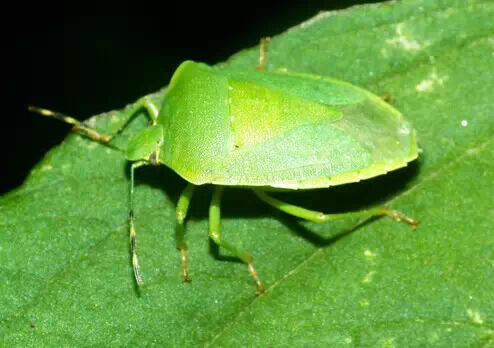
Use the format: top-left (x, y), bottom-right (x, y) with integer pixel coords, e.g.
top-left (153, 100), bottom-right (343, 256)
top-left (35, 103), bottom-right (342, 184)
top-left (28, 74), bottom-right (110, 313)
top-left (2, 0), bottom-right (493, 346)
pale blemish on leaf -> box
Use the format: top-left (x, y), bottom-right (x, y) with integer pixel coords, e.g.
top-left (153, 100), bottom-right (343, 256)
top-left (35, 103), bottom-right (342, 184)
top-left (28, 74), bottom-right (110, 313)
top-left (416, 79), bottom-right (433, 92)
top-left (29, 164), bottom-right (53, 177)
top-left (386, 23), bottom-right (422, 50)
top-left (41, 164), bottom-right (53, 172)
top-left (416, 70), bottom-right (449, 92)
top-left (362, 270), bottom-right (376, 283)
top-left (85, 116), bottom-right (98, 127)
top-left (466, 308), bottom-right (485, 325)
top-left (428, 332), bottom-right (440, 344)
top-left (110, 114), bottom-right (120, 123)
top-left (86, 142), bottom-right (99, 150)
top-left (359, 299), bottom-right (370, 307)
top-left (461, 120), bottom-right (468, 127)
top-left (344, 337), bottom-right (353, 344)
top-left (380, 47), bottom-right (390, 58)
top-left (364, 249), bottom-right (377, 258)
top-left (380, 337), bottom-right (396, 348)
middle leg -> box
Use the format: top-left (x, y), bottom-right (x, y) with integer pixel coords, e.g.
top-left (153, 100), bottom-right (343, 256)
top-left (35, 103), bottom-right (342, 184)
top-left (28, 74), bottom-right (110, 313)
top-left (175, 183), bottom-right (196, 282)
top-left (209, 186), bottom-right (265, 295)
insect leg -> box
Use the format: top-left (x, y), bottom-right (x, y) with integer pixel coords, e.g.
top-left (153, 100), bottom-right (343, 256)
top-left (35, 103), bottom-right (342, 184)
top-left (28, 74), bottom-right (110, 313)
top-left (120, 95), bottom-right (160, 125)
top-left (175, 183), bottom-right (196, 282)
top-left (209, 186), bottom-right (265, 295)
top-left (93, 96), bottom-right (161, 141)
top-left (129, 160), bottom-right (149, 286)
top-left (253, 190), bottom-right (418, 228)
top-left (256, 37), bottom-right (272, 72)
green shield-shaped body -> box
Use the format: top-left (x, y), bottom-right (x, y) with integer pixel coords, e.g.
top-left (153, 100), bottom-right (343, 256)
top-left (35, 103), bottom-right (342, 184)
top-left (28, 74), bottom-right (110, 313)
top-left (157, 61), bottom-right (418, 189)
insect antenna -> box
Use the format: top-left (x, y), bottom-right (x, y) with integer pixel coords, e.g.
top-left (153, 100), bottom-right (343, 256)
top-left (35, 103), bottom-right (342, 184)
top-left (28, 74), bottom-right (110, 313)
top-left (28, 106), bottom-right (113, 143)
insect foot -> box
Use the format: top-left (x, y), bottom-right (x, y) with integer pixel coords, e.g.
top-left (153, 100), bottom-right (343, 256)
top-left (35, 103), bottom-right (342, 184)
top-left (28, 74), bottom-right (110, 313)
top-left (248, 262), bottom-right (265, 295)
top-left (383, 209), bottom-right (419, 229)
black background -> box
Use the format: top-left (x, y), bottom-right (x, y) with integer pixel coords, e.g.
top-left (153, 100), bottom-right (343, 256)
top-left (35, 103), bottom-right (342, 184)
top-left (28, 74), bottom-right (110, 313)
top-left (5, 1), bottom-right (384, 195)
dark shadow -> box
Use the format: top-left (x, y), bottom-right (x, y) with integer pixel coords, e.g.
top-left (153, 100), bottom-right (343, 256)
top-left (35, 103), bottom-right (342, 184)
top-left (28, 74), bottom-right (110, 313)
top-left (276, 213), bottom-right (384, 247)
top-left (124, 155), bottom-right (421, 266)
top-left (209, 239), bottom-right (245, 264)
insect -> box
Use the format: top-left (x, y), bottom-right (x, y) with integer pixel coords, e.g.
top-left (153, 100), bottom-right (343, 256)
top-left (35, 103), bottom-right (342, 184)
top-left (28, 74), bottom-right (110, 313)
top-left (29, 38), bottom-right (418, 295)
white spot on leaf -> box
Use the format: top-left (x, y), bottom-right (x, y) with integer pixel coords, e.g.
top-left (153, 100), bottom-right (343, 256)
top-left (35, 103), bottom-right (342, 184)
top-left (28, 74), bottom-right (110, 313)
top-left (416, 70), bottom-right (449, 92)
top-left (416, 79), bottom-right (433, 92)
top-left (386, 23), bottom-right (421, 50)
top-left (467, 308), bottom-right (484, 325)
top-left (461, 120), bottom-right (468, 127)
top-left (364, 249), bottom-right (377, 258)
top-left (362, 271), bottom-right (376, 283)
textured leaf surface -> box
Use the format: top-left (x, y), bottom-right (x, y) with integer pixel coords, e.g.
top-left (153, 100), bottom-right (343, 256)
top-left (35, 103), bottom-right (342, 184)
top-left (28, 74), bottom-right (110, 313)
top-left (2, 0), bottom-right (493, 346)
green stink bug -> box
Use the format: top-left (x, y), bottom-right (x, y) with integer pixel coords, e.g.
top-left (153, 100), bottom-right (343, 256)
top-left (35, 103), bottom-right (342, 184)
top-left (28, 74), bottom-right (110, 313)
top-left (29, 38), bottom-right (418, 295)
